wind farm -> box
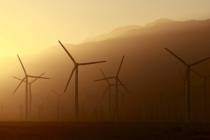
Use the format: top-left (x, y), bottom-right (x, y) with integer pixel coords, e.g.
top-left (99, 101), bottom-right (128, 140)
top-left (0, 19), bottom-right (209, 139)
top-left (0, 0), bottom-right (210, 139)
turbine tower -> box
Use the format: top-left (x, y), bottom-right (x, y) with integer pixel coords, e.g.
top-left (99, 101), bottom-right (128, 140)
top-left (52, 90), bottom-right (64, 121)
top-left (13, 73), bottom-right (49, 119)
top-left (38, 93), bottom-right (51, 121)
top-left (95, 69), bottom-right (114, 120)
top-left (58, 40), bottom-right (106, 121)
top-left (95, 56), bottom-right (129, 121)
top-left (14, 55), bottom-right (49, 121)
top-left (19, 104), bottom-right (24, 121)
top-left (164, 48), bottom-right (210, 122)
top-left (191, 70), bottom-right (210, 120)
top-left (0, 103), bottom-right (3, 116)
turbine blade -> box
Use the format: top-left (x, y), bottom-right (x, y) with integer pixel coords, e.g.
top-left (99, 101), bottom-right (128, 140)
top-left (100, 87), bottom-right (109, 101)
top-left (30, 73), bottom-right (46, 84)
top-left (17, 55), bottom-right (27, 75)
top-left (118, 79), bottom-right (130, 93)
top-left (40, 93), bottom-right (51, 106)
top-left (64, 67), bottom-right (76, 92)
top-left (79, 61), bottom-right (106, 66)
top-left (58, 40), bottom-right (76, 63)
top-left (13, 78), bottom-right (26, 94)
top-left (164, 48), bottom-right (188, 66)
top-left (116, 56), bottom-right (125, 76)
top-left (190, 57), bottom-right (210, 66)
top-left (13, 76), bottom-right (24, 81)
top-left (95, 76), bottom-right (115, 82)
top-left (28, 75), bottom-right (50, 79)
top-left (51, 90), bottom-right (58, 95)
top-left (51, 90), bottom-right (64, 97)
top-left (51, 90), bottom-right (59, 97)
top-left (191, 69), bottom-right (203, 78)
top-left (100, 69), bottom-right (111, 85)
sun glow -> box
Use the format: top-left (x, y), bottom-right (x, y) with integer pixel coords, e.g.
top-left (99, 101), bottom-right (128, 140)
top-left (0, 0), bottom-right (209, 54)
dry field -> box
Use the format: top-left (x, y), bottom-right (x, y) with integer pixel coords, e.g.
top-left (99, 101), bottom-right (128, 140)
top-left (0, 122), bottom-right (210, 140)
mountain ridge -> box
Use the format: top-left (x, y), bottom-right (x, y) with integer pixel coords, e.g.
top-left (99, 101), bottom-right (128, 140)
top-left (81, 18), bottom-right (210, 45)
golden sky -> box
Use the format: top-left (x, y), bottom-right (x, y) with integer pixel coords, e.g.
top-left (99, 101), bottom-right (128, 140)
top-left (0, 0), bottom-right (210, 56)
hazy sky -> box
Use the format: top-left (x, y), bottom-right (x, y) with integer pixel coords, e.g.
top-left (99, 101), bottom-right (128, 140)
top-left (0, 0), bottom-right (210, 56)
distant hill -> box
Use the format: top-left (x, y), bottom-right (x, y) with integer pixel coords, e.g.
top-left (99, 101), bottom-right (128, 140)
top-left (86, 25), bottom-right (141, 42)
top-left (84, 18), bottom-right (206, 43)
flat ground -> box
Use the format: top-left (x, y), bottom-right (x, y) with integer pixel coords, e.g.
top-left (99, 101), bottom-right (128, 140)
top-left (0, 122), bottom-right (210, 140)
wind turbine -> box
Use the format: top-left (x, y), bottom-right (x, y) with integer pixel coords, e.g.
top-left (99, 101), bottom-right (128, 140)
top-left (0, 103), bottom-right (3, 120)
top-left (0, 103), bottom-right (3, 113)
top-left (164, 48), bottom-right (210, 121)
top-left (95, 56), bottom-right (129, 121)
top-left (202, 75), bottom-right (210, 121)
top-left (191, 70), bottom-right (210, 120)
top-left (58, 40), bottom-right (106, 121)
top-left (52, 90), bottom-right (64, 121)
top-left (19, 104), bottom-right (24, 121)
top-left (92, 102), bottom-right (104, 122)
top-left (95, 69), bottom-right (114, 120)
top-left (38, 93), bottom-right (51, 121)
top-left (13, 55), bottom-right (49, 121)
top-left (13, 73), bottom-right (48, 118)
